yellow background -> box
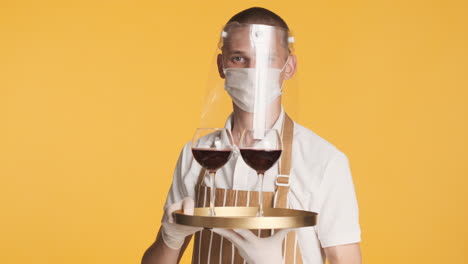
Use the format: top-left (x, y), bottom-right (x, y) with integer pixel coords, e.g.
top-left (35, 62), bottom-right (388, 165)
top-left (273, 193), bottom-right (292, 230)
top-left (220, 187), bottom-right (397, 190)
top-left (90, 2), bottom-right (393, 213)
top-left (1, 0), bottom-right (467, 263)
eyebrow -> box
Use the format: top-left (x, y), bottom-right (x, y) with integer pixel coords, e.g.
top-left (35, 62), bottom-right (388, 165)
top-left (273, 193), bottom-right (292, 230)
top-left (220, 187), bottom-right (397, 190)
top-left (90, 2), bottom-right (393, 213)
top-left (226, 50), bottom-right (280, 58)
top-left (225, 50), bottom-right (248, 55)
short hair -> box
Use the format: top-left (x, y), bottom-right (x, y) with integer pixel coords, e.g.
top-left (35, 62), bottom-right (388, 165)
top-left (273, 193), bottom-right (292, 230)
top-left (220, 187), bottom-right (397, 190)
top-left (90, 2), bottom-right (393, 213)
top-left (222, 7), bottom-right (292, 53)
top-left (226, 7), bottom-right (289, 30)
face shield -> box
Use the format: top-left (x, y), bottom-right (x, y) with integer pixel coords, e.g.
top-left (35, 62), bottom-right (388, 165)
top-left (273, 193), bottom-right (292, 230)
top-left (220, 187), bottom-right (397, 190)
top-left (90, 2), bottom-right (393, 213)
top-left (199, 22), bottom-right (299, 139)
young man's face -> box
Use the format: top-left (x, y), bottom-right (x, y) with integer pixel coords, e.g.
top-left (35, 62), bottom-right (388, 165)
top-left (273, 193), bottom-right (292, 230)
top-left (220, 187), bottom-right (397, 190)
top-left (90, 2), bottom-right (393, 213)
top-left (217, 25), bottom-right (297, 82)
top-left (222, 26), bottom-right (288, 68)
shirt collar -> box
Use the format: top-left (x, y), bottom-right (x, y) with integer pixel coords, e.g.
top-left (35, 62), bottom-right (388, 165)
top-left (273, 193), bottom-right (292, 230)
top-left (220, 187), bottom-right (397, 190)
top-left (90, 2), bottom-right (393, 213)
top-left (224, 106), bottom-right (285, 134)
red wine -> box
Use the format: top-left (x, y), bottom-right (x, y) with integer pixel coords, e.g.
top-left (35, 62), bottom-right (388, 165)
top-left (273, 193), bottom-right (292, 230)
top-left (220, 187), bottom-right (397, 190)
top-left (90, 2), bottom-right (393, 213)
top-left (239, 149), bottom-right (282, 174)
top-left (192, 148), bottom-right (233, 172)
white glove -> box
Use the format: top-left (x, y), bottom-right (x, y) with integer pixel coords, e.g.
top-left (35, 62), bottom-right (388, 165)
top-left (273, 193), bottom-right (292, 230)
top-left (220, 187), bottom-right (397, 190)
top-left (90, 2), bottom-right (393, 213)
top-left (212, 228), bottom-right (292, 264)
top-left (161, 197), bottom-right (203, 249)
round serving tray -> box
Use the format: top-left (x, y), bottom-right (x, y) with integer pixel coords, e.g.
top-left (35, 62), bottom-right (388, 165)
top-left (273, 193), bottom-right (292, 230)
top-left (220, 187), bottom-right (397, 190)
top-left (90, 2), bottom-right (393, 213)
top-left (174, 206), bottom-right (317, 229)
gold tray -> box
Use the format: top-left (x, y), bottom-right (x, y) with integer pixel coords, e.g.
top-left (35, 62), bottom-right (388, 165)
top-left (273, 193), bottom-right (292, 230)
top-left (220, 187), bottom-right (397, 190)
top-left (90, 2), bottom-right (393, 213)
top-left (174, 206), bottom-right (317, 229)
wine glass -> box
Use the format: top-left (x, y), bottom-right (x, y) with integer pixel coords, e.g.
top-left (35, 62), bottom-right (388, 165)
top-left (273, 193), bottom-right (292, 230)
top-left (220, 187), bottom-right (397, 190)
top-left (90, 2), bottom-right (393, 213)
top-left (192, 128), bottom-right (234, 216)
top-left (239, 129), bottom-right (282, 217)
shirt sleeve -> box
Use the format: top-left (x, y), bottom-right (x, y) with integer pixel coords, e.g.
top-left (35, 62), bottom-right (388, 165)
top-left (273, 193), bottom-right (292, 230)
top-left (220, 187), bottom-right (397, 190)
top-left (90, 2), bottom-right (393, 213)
top-left (316, 151), bottom-right (361, 248)
top-left (162, 143), bottom-right (190, 213)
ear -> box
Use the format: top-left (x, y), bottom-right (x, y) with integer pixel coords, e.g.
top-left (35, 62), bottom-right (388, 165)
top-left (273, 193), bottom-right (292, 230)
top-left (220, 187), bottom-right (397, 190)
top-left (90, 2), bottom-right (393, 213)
top-left (217, 54), bottom-right (225, 79)
top-left (283, 54), bottom-right (297, 80)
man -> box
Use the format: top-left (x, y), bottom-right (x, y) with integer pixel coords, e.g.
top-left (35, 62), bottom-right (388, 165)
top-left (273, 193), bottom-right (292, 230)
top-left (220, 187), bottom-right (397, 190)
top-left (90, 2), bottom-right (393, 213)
top-left (142, 7), bottom-right (361, 264)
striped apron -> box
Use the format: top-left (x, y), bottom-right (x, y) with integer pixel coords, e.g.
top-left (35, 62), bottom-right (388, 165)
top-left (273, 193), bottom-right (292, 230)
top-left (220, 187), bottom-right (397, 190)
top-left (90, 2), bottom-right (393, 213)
top-left (191, 114), bottom-right (303, 264)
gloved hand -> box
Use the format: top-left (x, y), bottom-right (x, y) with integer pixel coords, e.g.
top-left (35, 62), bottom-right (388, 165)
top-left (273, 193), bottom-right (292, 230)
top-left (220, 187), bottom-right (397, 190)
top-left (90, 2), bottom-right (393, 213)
top-left (212, 228), bottom-right (293, 264)
top-left (161, 197), bottom-right (203, 249)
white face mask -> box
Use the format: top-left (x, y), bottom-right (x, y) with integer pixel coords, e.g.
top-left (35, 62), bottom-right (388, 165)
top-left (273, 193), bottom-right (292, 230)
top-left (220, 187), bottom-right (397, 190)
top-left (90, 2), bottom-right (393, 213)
top-left (223, 60), bottom-right (288, 113)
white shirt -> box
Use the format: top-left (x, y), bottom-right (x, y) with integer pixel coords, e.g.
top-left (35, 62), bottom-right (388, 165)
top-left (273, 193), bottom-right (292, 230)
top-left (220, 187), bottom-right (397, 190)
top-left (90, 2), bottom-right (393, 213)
top-left (164, 109), bottom-right (361, 263)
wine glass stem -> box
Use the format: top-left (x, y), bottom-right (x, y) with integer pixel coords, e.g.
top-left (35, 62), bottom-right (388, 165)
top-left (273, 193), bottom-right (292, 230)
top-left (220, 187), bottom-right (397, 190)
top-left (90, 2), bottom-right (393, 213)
top-left (258, 173), bottom-right (264, 217)
top-left (209, 172), bottom-right (216, 216)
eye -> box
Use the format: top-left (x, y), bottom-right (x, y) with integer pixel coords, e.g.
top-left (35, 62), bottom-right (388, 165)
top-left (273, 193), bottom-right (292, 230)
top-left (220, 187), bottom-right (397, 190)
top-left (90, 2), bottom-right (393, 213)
top-left (231, 56), bottom-right (246, 64)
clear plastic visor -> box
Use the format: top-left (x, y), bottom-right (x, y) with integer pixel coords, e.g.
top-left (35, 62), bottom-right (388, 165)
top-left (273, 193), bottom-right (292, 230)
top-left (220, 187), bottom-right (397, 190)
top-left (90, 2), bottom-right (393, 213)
top-left (219, 23), bottom-right (293, 138)
top-left (220, 23), bottom-right (292, 70)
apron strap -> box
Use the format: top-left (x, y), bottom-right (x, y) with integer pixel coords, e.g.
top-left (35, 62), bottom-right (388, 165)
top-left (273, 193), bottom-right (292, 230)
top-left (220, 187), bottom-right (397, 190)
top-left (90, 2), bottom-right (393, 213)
top-left (274, 113), bottom-right (294, 209)
top-left (273, 114), bottom-right (300, 264)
